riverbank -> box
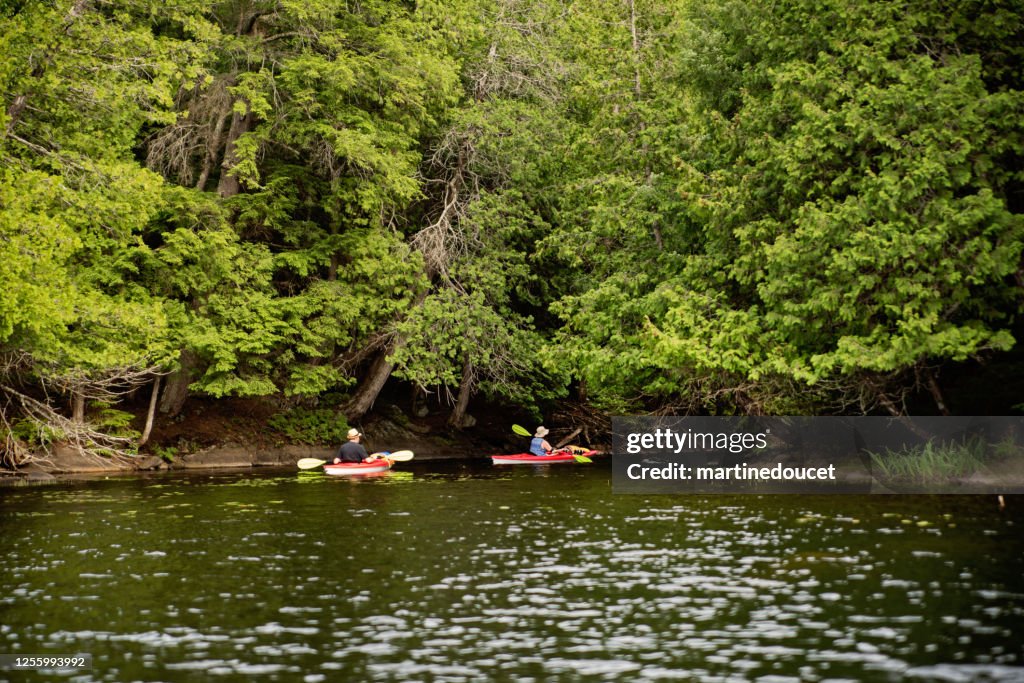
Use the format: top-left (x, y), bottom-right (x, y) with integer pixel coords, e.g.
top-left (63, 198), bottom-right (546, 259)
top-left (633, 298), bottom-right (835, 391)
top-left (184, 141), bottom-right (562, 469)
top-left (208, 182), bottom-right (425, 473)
top-left (2, 396), bottom-right (548, 483)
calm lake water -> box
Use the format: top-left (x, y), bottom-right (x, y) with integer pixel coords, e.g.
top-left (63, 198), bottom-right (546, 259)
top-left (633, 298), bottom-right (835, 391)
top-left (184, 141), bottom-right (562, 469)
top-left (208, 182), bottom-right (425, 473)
top-left (1, 460), bottom-right (1022, 682)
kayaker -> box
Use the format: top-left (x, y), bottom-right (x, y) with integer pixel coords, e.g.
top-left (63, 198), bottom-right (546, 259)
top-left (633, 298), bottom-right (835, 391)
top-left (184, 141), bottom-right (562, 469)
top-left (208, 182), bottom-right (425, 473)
top-left (530, 426), bottom-right (553, 456)
top-left (333, 428), bottom-right (372, 464)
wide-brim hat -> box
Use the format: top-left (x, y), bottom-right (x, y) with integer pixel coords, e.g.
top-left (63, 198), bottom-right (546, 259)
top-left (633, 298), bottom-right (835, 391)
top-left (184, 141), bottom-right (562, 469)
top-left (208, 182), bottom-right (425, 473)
top-left (535, 426), bottom-right (549, 438)
top-left (347, 428), bottom-right (362, 439)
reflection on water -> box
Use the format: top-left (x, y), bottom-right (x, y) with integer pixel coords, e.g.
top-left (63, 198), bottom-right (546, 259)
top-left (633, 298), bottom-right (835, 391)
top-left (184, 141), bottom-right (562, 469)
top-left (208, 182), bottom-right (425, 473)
top-left (1, 461), bottom-right (1022, 682)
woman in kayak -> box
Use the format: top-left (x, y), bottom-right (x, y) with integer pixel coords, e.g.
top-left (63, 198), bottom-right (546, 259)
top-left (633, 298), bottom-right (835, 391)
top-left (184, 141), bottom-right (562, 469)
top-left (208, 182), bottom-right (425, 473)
top-left (530, 426), bottom-right (554, 456)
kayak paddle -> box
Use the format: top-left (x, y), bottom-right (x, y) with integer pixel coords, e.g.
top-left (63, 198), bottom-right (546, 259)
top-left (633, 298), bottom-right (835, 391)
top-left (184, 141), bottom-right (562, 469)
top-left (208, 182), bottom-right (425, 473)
top-left (561, 449), bottom-right (592, 463)
top-left (512, 425), bottom-right (591, 463)
top-left (386, 450), bottom-right (414, 461)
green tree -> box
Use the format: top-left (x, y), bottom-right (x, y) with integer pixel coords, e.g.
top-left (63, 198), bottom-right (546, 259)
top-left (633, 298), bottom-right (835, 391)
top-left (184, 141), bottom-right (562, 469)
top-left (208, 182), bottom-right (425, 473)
top-left (389, 0), bottom-right (578, 425)
top-left (1, 0), bottom-right (214, 460)
top-left (553, 0), bottom-right (1024, 415)
top-left (540, 0), bottom-right (706, 412)
top-left (145, 0), bottom-right (459, 415)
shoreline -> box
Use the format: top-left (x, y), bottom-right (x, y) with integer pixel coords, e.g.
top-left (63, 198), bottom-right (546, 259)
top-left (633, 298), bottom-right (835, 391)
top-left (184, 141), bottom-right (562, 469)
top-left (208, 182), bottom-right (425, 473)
top-left (1, 400), bottom-right (532, 485)
top-left (0, 442), bottom-right (477, 487)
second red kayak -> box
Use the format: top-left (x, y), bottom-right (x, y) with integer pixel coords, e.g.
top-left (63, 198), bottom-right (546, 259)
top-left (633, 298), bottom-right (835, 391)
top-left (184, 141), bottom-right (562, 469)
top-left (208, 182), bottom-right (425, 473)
top-left (491, 450), bottom-right (599, 465)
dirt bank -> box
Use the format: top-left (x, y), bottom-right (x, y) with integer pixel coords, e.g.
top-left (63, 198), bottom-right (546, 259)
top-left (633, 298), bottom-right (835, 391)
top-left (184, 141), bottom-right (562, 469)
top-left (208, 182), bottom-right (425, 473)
top-left (2, 397), bottom-right (546, 482)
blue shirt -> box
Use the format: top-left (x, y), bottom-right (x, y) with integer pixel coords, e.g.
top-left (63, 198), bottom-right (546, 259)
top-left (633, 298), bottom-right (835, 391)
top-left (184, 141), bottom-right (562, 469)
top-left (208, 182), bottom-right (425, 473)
top-left (530, 437), bottom-right (548, 456)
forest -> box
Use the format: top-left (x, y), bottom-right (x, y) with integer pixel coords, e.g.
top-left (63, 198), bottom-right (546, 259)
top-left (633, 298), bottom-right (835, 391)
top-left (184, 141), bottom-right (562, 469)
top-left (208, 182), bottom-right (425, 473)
top-left (1, 0), bottom-right (1022, 465)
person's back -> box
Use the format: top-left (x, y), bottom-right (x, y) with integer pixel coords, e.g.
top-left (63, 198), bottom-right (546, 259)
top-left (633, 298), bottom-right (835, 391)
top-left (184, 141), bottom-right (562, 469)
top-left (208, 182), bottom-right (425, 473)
top-left (530, 426), bottom-right (552, 456)
top-left (337, 440), bottom-right (369, 463)
top-left (333, 428), bottom-right (370, 463)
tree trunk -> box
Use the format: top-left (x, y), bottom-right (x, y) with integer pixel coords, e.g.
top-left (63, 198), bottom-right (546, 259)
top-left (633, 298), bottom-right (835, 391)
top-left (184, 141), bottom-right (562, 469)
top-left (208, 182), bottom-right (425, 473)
top-left (923, 367), bottom-right (950, 416)
top-left (411, 385), bottom-right (429, 418)
top-left (5, 94), bottom-right (28, 137)
top-left (159, 351), bottom-right (195, 417)
top-left (217, 106), bottom-right (253, 198)
top-left (555, 427), bottom-right (582, 449)
top-left (328, 253), bottom-right (339, 281)
top-left (196, 110), bottom-right (230, 191)
top-left (72, 392), bottom-right (85, 424)
top-left (138, 376), bottom-right (161, 447)
top-left (343, 283), bottom-right (428, 421)
top-left (629, 0), bottom-right (641, 98)
top-left (344, 349), bottom-right (396, 421)
top-left (878, 392), bottom-right (932, 440)
top-left (448, 355), bottom-right (474, 429)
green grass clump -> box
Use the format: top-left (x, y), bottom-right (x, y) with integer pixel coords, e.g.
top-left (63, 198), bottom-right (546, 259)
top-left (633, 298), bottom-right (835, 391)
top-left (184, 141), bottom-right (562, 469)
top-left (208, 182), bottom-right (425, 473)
top-left (868, 437), bottom-right (995, 483)
top-left (153, 445), bottom-right (178, 463)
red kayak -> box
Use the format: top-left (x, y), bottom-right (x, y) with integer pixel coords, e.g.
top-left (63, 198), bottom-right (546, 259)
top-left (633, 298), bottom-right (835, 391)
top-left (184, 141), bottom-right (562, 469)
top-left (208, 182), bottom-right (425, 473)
top-left (491, 450), bottom-right (598, 465)
top-left (323, 459), bottom-right (393, 476)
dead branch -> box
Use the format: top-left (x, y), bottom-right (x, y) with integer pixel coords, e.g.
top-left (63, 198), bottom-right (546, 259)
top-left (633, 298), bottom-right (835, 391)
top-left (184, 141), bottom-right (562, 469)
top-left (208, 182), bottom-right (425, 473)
top-left (334, 332), bottom-right (395, 375)
top-left (1, 384), bottom-right (139, 467)
top-left (40, 362), bottom-right (167, 404)
top-left (146, 75), bottom-right (233, 185)
top-left (551, 402), bottom-right (611, 446)
top-left (0, 394), bottom-right (33, 468)
top-left (413, 127), bottom-right (483, 279)
top-left (469, 0), bottom-right (570, 102)
top-left (0, 352), bottom-right (173, 468)
top-left (554, 427), bottom-right (582, 448)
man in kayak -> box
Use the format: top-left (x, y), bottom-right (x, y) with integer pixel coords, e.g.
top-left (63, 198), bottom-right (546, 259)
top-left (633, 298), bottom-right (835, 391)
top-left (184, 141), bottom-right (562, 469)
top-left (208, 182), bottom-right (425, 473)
top-left (530, 426), bottom-right (554, 456)
top-left (332, 428), bottom-right (376, 464)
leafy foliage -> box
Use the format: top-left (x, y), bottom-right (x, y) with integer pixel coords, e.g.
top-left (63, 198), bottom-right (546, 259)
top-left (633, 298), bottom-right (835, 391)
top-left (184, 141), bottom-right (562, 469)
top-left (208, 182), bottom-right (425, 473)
top-left (547, 0), bottom-right (1024, 414)
top-left (1, 0), bottom-right (1022, 463)
top-left (268, 408), bottom-right (350, 445)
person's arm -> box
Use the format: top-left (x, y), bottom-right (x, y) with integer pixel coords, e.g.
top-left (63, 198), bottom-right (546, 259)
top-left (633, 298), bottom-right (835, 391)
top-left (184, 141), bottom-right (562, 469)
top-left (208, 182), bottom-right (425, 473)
top-left (541, 439), bottom-right (553, 453)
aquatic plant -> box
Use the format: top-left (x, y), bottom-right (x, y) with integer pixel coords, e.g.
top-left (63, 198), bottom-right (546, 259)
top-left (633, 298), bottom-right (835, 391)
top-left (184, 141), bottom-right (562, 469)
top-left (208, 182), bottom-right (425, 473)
top-left (867, 436), bottom-right (1016, 483)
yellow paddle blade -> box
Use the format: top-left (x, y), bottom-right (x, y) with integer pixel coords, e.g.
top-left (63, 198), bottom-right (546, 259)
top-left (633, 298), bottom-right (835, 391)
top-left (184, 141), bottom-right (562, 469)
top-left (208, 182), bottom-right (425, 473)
top-left (367, 450), bottom-right (413, 462)
top-left (512, 424), bottom-right (532, 437)
top-left (296, 458), bottom-right (326, 470)
top-left (388, 450), bottom-right (414, 461)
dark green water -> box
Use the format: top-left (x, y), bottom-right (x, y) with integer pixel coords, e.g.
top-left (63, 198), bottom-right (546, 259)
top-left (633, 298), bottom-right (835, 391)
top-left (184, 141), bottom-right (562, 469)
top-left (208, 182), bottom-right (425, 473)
top-left (1, 461), bottom-right (1022, 682)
